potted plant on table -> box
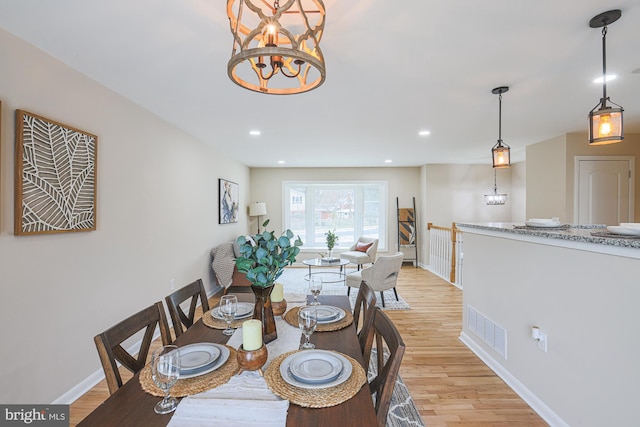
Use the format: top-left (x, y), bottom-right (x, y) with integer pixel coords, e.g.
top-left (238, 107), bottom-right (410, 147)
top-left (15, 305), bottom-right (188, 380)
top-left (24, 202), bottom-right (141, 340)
top-left (236, 220), bottom-right (302, 343)
top-left (324, 229), bottom-right (339, 261)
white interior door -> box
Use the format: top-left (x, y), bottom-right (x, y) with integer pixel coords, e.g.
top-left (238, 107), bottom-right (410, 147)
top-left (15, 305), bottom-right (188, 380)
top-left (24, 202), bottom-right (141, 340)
top-left (575, 157), bottom-right (634, 225)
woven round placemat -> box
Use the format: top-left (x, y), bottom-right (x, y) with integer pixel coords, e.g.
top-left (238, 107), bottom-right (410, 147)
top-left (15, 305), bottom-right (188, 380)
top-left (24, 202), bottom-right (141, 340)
top-left (264, 350), bottom-right (366, 408)
top-left (202, 309), bottom-right (249, 330)
top-left (283, 306), bottom-right (353, 332)
top-left (139, 346), bottom-right (238, 397)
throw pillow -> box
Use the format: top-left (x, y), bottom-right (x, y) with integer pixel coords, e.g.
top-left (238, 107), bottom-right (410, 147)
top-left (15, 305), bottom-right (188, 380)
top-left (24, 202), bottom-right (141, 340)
top-left (356, 241), bottom-right (373, 252)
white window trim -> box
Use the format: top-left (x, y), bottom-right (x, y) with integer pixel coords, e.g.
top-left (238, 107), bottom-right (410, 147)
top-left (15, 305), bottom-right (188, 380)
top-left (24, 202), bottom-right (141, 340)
top-left (282, 180), bottom-right (388, 252)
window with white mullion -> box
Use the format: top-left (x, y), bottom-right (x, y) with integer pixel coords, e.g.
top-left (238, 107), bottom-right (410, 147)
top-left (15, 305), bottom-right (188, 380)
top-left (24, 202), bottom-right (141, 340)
top-left (283, 181), bottom-right (387, 251)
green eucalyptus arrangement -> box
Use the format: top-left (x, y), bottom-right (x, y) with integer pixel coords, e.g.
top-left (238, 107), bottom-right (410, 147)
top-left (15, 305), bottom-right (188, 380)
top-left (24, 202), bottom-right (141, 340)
top-left (325, 229), bottom-right (338, 251)
top-left (235, 220), bottom-right (303, 288)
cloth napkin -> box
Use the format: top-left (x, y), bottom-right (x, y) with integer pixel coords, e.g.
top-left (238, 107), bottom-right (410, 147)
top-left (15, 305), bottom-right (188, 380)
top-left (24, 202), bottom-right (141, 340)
top-left (168, 298), bottom-right (307, 427)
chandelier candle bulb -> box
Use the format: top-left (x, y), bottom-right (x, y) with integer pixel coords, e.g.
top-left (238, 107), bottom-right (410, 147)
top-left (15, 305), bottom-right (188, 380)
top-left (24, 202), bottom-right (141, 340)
top-left (242, 319), bottom-right (263, 351)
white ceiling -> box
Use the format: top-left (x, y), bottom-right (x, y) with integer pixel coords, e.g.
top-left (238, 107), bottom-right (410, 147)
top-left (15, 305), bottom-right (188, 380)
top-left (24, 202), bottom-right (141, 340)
top-left (0, 0), bottom-right (639, 168)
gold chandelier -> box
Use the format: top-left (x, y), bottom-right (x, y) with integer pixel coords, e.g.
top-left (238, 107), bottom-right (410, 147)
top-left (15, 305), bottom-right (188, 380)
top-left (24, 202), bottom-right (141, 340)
top-left (227, 0), bottom-right (326, 95)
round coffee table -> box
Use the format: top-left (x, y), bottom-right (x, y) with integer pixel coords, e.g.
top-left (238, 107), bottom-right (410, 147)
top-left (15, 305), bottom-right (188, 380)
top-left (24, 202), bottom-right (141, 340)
top-left (302, 258), bottom-right (350, 284)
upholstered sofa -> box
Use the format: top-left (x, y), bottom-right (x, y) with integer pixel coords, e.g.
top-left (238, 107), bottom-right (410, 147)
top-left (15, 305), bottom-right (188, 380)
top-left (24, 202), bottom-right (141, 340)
top-left (211, 240), bottom-right (252, 294)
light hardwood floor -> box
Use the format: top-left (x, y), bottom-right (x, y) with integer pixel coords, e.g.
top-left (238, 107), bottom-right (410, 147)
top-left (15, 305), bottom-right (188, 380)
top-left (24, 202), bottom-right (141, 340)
top-left (70, 267), bottom-right (548, 426)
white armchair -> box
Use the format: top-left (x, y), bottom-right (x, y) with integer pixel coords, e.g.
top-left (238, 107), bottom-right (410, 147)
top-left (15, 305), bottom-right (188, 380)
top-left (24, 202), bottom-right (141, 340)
top-left (340, 237), bottom-right (379, 270)
top-left (346, 252), bottom-right (404, 307)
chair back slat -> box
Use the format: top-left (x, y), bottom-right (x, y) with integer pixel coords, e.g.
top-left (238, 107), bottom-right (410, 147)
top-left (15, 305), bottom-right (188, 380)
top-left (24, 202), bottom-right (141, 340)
top-left (165, 279), bottom-right (210, 338)
top-left (93, 302), bottom-right (171, 395)
top-left (365, 308), bottom-right (406, 427)
top-left (353, 282), bottom-right (376, 371)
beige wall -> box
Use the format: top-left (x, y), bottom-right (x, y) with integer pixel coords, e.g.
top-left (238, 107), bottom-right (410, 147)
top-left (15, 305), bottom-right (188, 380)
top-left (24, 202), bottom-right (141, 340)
top-left (526, 132), bottom-right (640, 223)
top-left (565, 132), bottom-right (640, 222)
top-left (249, 167), bottom-right (421, 261)
top-left (525, 135), bottom-right (567, 221)
top-left (0, 29), bottom-right (249, 403)
top-left (424, 164), bottom-right (519, 226)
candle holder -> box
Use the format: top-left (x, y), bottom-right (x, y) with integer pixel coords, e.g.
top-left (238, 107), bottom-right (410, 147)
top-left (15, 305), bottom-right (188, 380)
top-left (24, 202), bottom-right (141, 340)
top-left (236, 344), bottom-right (268, 376)
top-left (271, 299), bottom-right (287, 317)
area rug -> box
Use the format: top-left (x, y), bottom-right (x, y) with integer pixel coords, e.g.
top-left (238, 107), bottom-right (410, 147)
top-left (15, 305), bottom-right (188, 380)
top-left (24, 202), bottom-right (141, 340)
top-left (277, 267), bottom-right (411, 310)
top-left (369, 348), bottom-right (425, 427)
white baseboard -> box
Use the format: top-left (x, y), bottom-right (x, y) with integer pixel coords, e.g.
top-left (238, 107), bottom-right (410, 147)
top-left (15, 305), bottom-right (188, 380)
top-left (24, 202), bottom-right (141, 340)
top-left (53, 328), bottom-right (160, 404)
top-left (459, 331), bottom-right (570, 427)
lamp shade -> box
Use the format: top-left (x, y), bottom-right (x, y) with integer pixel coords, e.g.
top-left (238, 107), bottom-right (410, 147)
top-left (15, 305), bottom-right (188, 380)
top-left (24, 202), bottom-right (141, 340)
top-left (588, 105), bottom-right (624, 145)
top-left (492, 141), bottom-right (511, 168)
top-left (249, 202), bottom-right (267, 217)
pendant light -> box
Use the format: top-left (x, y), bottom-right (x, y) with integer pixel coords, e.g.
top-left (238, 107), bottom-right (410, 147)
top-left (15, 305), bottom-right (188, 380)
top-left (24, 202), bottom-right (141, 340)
top-left (491, 86), bottom-right (511, 168)
top-left (484, 169), bottom-right (507, 205)
top-left (588, 10), bottom-right (624, 145)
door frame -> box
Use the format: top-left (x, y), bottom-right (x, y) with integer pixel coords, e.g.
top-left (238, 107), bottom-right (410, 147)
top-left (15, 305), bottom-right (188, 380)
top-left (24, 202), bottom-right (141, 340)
top-left (573, 156), bottom-right (635, 224)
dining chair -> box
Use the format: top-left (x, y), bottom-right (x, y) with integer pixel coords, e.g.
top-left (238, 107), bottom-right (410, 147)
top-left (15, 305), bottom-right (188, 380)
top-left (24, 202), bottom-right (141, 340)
top-left (165, 278), bottom-right (210, 339)
top-left (353, 281), bottom-right (377, 371)
top-left (364, 308), bottom-right (406, 427)
top-left (93, 301), bottom-right (172, 395)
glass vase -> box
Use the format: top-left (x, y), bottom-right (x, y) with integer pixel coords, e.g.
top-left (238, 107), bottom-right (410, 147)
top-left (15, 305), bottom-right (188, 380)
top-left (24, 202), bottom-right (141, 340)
top-left (251, 284), bottom-right (277, 344)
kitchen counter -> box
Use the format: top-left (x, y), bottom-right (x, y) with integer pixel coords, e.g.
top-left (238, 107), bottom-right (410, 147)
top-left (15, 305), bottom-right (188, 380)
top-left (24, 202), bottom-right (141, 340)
top-left (456, 222), bottom-right (640, 256)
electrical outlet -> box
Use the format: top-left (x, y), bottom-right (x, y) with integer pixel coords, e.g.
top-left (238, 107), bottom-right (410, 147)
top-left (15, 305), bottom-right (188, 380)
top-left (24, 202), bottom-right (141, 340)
top-left (170, 278), bottom-right (175, 290)
top-left (537, 331), bottom-right (548, 353)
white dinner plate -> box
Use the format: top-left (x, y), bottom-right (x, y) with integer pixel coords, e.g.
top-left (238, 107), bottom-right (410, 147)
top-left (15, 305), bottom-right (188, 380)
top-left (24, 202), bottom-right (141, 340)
top-left (178, 343), bottom-right (221, 372)
top-left (606, 226), bottom-right (640, 236)
top-left (313, 306), bottom-right (342, 321)
top-left (211, 302), bottom-right (254, 320)
top-left (179, 343), bottom-right (230, 379)
top-left (525, 221), bottom-right (562, 228)
top-left (280, 350), bottom-right (352, 389)
top-left (288, 350), bottom-right (344, 384)
top-left (308, 306), bottom-right (346, 324)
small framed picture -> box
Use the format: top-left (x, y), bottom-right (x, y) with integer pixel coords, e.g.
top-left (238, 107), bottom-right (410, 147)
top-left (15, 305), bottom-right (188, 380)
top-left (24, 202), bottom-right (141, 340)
top-left (219, 178), bottom-right (239, 224)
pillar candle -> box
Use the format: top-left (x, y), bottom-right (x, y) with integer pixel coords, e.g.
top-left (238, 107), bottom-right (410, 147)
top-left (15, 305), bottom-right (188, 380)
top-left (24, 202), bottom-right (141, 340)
top-left (242, 319), bottom-right (263, 351)
top-left (271, 282), bottom-right (284, 302)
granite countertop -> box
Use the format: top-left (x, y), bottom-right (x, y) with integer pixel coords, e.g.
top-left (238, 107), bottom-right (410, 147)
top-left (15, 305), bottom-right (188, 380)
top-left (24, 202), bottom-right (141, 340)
top-left (455, 222), bottom-right (640, 249)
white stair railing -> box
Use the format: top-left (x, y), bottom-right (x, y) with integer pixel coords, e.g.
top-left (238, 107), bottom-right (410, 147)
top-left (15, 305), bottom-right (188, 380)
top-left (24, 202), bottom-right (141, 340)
top-left (427, 222), bottom-right (463, 288)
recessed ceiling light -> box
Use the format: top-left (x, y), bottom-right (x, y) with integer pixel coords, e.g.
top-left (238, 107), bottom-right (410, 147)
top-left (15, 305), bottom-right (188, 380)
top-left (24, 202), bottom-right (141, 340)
top-left (593, 74), bottom-right (617, 83)
top-left (418, 130), bottom-right (431, 136)
top-left (278, 160), bottom-right (285, 164)
top-left (249, 130), bottom-right (261, 136)
top-left (384, 159), bottom-right (392, 163)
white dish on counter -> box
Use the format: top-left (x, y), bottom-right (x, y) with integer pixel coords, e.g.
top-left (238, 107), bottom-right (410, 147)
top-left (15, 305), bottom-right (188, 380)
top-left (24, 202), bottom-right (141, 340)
top-left (525, 220), bottom-right (562, 228)
top-left (619, 223), bottom-right (640, 229)
top-left (607, 226), bottom-right (640, 236)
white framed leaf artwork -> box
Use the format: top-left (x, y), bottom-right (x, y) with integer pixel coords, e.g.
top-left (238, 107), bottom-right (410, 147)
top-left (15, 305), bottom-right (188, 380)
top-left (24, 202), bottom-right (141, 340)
top-left (14, 110), bottom-right (97, 235)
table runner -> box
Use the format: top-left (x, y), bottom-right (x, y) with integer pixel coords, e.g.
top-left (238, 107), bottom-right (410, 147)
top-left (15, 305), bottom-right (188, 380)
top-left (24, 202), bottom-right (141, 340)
top-left (167, 299), bottom-right (306, 426)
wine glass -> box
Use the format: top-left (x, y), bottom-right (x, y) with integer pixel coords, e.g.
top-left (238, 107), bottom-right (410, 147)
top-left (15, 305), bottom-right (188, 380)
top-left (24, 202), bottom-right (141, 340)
top-left (298, 306), bottom-right (318, 350)
top-left (219, 294), bottom-right (238, 336)
top-left (151, 345), bottom-right (180, 414)
top-left (309, 276), bottom-right (323, 306)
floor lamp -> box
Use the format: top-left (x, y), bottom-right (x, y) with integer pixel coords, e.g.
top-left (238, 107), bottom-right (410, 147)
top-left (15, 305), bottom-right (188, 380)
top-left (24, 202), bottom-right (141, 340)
top-left (249, 202), bottom-right (267, 233)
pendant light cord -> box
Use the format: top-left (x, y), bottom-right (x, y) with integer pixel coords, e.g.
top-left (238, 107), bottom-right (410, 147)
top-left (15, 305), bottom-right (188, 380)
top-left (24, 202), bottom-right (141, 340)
top-left (601, 25), bottom-right (608, 105)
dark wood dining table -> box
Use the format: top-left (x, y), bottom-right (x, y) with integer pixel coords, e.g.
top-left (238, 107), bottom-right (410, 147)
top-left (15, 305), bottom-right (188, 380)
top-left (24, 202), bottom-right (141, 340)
top-left (77, 295), bottom-right (377, 427)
